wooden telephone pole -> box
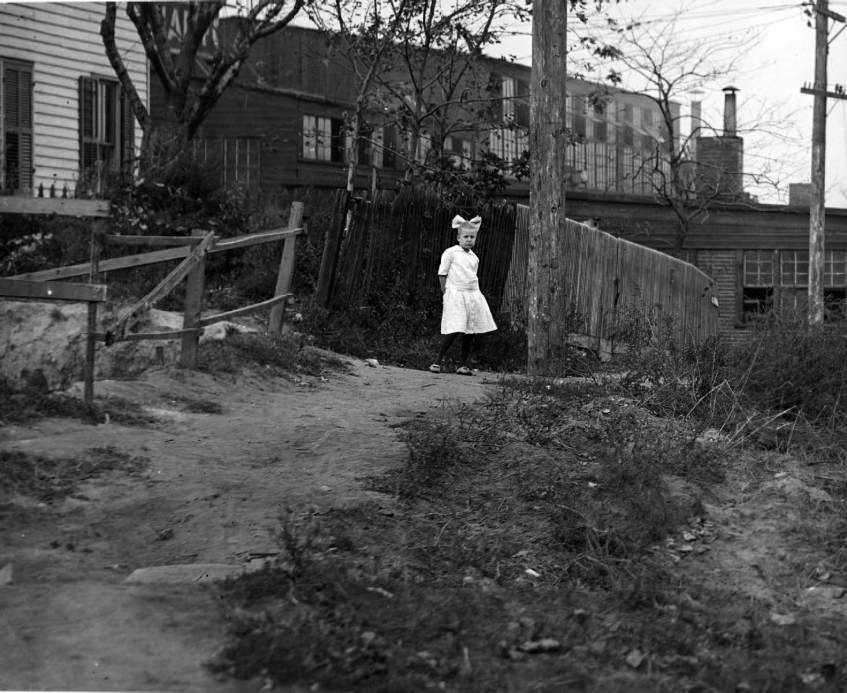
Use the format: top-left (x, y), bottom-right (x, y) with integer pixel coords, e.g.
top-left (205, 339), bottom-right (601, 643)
top-left (527, 0), bottom-right (568, 374)
top-left (801, 0), bottom-right (847, 325)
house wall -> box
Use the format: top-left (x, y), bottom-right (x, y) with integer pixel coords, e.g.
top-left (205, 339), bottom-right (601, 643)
top-left (690, 250), bottom-right (739, 339)
top-left (0, 2), bottom-right (147, 194)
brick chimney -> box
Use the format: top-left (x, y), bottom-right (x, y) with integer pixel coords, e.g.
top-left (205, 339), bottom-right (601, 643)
top-left (788, 183), bottom-right (812, 206)
top-left (694, 87), bottom-right (745, 201)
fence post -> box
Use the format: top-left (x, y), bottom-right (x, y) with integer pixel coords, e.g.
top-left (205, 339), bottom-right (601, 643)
top-left (83, 220), bottom-right (104, 407)
top-left (269, 201), bottom-right (304, 334)
top-left (180, 229), bottom-right (207, 368)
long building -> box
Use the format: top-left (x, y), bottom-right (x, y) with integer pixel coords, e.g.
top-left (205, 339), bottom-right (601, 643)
top-left (171, 24), bottom-right (678, 198)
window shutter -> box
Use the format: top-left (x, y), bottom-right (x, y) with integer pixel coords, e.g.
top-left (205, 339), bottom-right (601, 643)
top-left (79, 76), bottom-right (97, 173)
top-left (514, 79), bottom-right (530, 128)
top-left (4, 61), bottom-right (34, 193)
top-left (371, 127), bottom-right (383, 168)
top-left (331, 118), bottom-right (346, 163)
top-left (120, 88), bottom-right (135, 174)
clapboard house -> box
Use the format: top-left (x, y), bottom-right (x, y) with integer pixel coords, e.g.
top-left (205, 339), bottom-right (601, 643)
top-left (0, 2), bottom-right (147, 198)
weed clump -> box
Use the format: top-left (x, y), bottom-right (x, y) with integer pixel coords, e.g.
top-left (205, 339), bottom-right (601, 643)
top-left (394, 418), bottom-right (468, 497)
top-left (0, 446), bottom-right (147, 505)
top-left (0, 376), bottom-right (159, 427)
top-left (734, 322), bottom-right (847, 425)
top-left (197, 331), bottom-right (348, 377)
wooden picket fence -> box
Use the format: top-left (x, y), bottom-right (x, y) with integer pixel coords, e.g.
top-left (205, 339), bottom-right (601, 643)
top-left (502, 204), bottom-right (719, 354)
top-left (317, 189), bottom-right (516, 312)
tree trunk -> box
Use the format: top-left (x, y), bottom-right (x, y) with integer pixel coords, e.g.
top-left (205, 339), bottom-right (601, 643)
top-left (527, 0), bottom-right (568, 375)
top-left (345, 111), bottom-right (360, 194)
top-left (140, 121), bottom-right (191, 182)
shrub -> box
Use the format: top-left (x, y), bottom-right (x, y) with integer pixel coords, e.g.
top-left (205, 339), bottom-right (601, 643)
top-left (0, 214), bottom-right (92, 275)
top-left (731, 321), bottom-right (847, 425)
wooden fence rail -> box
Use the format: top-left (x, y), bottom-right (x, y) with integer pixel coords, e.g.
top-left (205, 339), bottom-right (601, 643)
top-left (1, 200), bottom-right (305, 405)
top-left (503, 204), bottom-right (719, 355)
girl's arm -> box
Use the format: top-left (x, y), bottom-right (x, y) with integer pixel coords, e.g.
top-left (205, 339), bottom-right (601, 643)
top-left (439, 275), bottom-right (447, 294)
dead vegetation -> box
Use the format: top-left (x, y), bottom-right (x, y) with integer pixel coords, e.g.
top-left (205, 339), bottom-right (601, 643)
top-left (0, 445), bottom-right (148, 507)
top-left (4, 308), bottom-right (847, 690)
top-left (209, 363), bottom-right (847, 691)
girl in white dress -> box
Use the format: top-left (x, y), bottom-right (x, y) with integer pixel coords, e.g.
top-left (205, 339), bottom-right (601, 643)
top-left (429, 215), bottom-right (497, 375)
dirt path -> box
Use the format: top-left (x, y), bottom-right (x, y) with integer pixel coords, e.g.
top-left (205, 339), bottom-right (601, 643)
top-left (0, 360), bottom-right (497, 692)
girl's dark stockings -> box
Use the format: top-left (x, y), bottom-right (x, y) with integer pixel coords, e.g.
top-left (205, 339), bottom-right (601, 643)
top-left (437, 333), bottom-right (479, 366)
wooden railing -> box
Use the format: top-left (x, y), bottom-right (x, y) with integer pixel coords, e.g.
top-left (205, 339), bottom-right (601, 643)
top-left (1, 199), bottom-right (305, 404)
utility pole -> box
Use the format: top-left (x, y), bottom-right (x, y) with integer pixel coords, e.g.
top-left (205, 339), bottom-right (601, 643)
top-left (801, 0), bottom-right (846, 325)
top-left (527, 0), bottom-right (568, 374)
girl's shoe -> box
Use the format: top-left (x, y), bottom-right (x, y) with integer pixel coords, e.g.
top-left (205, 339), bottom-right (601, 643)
top-left (428, 364), bottom-right (441, 373)
top-left (456, 366), bottom-right (473, 376)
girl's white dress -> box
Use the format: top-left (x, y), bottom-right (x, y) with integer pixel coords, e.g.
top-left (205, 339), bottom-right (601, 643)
top-left (438, 245), bottom-right (497, 335)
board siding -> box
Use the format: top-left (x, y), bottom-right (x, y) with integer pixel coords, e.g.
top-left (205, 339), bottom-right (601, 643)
top-left (0, 2), bottom-right (147, 196)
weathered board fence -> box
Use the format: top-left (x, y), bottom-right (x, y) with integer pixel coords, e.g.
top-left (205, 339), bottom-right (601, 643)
top-left (4, 201), bottom-right (305, 404)
top-left (0, 196), bottom-right (110, 405)
top-left (503, 204), bottom-right (719, 354)
top-left (317, 189), bottom-right (516, 312)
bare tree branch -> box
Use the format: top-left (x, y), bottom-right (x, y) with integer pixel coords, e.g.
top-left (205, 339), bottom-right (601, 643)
top-left (100, 2), bottom-right (151, 133)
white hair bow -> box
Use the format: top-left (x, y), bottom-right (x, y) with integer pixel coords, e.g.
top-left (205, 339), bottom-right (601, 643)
top-left (451, 215), bottom-right (482, 231)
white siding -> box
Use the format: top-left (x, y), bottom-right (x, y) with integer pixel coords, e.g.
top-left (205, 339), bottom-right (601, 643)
top-left (0, 2), bottom-right (148, 195)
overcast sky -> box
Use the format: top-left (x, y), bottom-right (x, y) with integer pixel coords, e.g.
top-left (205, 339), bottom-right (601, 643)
top-left (491, 0), bottom-right (847, 207)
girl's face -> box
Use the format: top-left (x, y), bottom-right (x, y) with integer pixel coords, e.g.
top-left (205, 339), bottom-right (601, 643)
top-left (457, 229), bottom-right (477, 250)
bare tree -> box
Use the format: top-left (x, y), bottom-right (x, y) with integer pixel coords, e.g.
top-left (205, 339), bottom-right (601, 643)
top-left (305, 0), bottom-right (409, 196)
top-left (610, 12), bottom-right (803, 253)
top-left (380, 0), bottom-right (528, 186)
top-left (100, 0), bottom-right (304, 174)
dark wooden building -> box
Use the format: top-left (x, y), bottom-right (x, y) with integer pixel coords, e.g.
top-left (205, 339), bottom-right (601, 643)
top-left (152, 24), bottom-right (676, 201)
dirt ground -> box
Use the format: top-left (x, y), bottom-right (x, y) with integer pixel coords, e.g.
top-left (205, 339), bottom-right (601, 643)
top-left (2, 350), bottom-right (847, 691)
top-left (0, 358), bottom-right (497, 692)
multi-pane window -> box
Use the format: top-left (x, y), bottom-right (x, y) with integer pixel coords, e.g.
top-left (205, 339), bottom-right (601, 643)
top-left (824, 250), bottom-right (847, 319)
top-left (743, 250), bottom-right (847, 323)
top-left (500, 76), bottom-right (530, 129)
top-left (781, 251), bottom-right (809, 286)
top-left (192, 137), bottom-right (260, 189)
top-left (513, 78), bottom-right (530, 128)
top-left (79, 76), bottom-right (133, 193)
top-left (641, 109), bottom-right (655, 151)
top-left (622, 104), bottom-right (634, 147)
top-left (824, 250), bottom-right (847, 286)
top-left (592, 101), bottom-right (608, 142)
top-left (302, 114), bottom-right (345, 163)
top-left (412, 130), bottom-right (431, 166)
top-left (571, 96), bottom-right (587, 139)
top-left (2, 59), bottom-right (34, 194)
top-left (444, 135), bottom-right (472, 169)
top-left (781, 250), bottom-right (846, 288)
top-left (742, 250), bottom-right (774, 320)
top-left (354, 124), bottom-right (372, 166)
top-left (381, 125), bottom-right (398, 169)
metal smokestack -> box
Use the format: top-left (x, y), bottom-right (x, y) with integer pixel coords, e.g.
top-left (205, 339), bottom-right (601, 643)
top-left (723, 86), bottom-right (739, 136)
top-left (690, 99), bottom-right (702, 159)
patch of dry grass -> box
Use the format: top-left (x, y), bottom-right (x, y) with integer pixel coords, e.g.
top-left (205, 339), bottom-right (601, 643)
top-left (0, 446), bottom-right (148, 505)
top-left (197, 332), bottom-right (349, 378)
top-left (0, 377), bottom-right (161, 427)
